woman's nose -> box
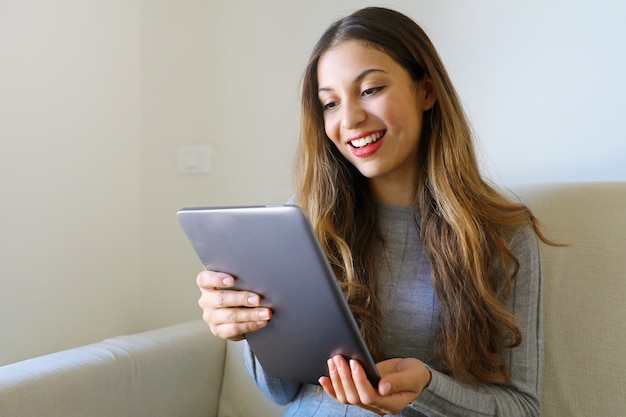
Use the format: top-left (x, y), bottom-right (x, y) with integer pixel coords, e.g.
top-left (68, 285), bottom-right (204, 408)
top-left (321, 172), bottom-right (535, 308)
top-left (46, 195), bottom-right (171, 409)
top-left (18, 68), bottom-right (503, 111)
top-left (341, 99), bottom-right (367, 129)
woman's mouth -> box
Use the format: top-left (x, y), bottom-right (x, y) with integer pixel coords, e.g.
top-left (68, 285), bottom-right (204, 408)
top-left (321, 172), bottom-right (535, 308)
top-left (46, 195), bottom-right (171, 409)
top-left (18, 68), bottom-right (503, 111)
top-left (349, 131), bottom-right (385, 148)
top-left (348, 131), bottom-right (385, 158)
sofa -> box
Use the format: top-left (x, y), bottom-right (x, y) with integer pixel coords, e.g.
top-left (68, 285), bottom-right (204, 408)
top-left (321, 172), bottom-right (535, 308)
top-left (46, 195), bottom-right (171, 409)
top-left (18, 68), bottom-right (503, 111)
top-left (1, 181), bottom-right (624, 417)
top-left (0, 319), bottom-right (286, 417)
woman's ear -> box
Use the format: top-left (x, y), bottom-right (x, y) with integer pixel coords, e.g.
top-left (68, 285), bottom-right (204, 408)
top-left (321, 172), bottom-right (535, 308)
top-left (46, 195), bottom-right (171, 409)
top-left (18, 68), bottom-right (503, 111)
top-left (419, 74), bottom-right (437, 111)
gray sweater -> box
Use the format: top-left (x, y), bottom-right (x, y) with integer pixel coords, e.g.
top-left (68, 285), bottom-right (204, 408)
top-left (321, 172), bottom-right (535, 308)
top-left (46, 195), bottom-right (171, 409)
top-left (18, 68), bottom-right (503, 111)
top-left (245, 202), bottom-right (543, 416)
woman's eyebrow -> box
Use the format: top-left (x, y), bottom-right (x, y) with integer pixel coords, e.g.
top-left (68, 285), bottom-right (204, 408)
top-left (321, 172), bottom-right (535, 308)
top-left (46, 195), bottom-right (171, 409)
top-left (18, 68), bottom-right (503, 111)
top-left (318, 68), bottom-right (388, 93)
top-left (354, 68), bottom-right (387, 82)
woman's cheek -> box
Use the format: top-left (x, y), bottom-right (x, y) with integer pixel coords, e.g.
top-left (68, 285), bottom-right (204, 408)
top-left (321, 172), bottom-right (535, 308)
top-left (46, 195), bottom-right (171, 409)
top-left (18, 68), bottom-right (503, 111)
top-left (323, 113), bottom-right (340, 140)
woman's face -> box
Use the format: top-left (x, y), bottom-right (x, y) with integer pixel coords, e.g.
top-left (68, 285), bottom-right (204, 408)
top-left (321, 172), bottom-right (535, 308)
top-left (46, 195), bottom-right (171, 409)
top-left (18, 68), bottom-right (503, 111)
top-left (317, 40), bottom-right (435, 203)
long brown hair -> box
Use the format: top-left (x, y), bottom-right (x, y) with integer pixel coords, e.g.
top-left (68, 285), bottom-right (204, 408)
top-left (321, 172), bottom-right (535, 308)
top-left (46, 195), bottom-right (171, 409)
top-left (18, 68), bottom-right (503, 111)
top-left (294, 7), bottom-right (551, 385)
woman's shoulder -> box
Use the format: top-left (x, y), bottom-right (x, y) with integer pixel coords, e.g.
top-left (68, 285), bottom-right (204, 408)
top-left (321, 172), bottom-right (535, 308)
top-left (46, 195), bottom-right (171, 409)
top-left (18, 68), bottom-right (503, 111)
top-left (507, 221), bottom-right (541, 255)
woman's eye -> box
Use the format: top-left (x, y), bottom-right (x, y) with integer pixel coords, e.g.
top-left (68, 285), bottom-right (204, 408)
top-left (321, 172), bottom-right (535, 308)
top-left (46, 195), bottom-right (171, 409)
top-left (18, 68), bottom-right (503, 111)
top-left (322, 101), bottom-right (338, 111)
top-left (362, 86), bottom-right (384, 97)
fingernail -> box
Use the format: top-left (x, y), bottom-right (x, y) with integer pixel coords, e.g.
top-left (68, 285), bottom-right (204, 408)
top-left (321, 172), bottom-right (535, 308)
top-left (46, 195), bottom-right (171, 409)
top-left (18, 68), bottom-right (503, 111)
top-left (258, 309), bottom-right (269, 319)
top-left (379, 382), bottom-right (391, 396)
top-left (248, 295), bottom-right (259, 305)
top-left (222, 276), bottom-right (234, 286)
top-left (327, 359), bottom-right (336, 372)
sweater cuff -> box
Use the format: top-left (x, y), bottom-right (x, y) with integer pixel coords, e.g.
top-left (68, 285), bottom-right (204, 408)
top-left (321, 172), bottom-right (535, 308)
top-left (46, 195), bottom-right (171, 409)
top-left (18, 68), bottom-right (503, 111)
top-left (408, 367), bottom-right (494, 416)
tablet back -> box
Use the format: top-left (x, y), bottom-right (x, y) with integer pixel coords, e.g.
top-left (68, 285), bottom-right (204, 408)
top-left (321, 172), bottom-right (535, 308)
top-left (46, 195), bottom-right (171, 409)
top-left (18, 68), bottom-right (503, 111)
top-left (177, 205), bottom-right (379, 386)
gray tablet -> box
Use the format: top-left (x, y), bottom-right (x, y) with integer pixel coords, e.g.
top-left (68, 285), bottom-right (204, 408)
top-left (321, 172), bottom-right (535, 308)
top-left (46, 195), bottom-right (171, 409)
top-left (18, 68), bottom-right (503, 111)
top-left (177, 205), bottom-right (380, 387)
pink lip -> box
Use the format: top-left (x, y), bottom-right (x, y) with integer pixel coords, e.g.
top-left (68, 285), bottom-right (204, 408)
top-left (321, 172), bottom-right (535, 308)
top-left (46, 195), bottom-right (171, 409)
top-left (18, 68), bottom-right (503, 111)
top-left (349, 131), bottom-right (385, 158)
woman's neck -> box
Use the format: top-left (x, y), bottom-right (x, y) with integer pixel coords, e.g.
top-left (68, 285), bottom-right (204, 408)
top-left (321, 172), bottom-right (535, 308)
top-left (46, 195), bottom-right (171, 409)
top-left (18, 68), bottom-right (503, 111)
top-left (369, 176), bottom-right (417, 207)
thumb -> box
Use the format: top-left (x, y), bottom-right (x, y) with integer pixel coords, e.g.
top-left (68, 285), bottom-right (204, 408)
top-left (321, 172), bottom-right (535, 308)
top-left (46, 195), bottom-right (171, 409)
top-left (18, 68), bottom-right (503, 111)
top-left (377, 358), bottom-right (430, 396)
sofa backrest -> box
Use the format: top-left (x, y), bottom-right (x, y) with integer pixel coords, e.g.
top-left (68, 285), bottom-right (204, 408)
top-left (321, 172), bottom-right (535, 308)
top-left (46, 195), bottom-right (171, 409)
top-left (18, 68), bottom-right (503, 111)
top-left (514, 181), bottom-right (626, 417)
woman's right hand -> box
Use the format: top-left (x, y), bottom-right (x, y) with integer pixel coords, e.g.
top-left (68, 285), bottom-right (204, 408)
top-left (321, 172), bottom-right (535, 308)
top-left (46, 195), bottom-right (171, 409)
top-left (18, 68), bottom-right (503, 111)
top-left (196, 270), bottom-right (272, 341)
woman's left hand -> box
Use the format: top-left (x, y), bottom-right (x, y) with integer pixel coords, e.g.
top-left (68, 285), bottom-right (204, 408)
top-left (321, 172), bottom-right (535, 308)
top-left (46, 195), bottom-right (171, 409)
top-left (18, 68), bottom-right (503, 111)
top-left (319, 355), bottom-right (432, 416)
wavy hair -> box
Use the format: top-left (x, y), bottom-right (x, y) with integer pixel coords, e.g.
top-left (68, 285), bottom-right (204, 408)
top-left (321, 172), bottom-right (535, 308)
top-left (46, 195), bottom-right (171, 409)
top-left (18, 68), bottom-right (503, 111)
top-left (294, 7), bottom-right (552, 385)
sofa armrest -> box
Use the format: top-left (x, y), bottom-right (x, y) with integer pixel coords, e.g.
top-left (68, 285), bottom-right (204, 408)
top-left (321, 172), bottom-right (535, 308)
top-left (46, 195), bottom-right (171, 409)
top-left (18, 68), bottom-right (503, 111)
top-left (0, 320), bottom-right (225, 417)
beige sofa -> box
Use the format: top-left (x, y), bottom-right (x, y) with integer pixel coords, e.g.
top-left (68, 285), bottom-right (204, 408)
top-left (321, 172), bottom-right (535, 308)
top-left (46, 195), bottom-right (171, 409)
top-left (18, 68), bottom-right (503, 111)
top-left (1, 181), bottom-right (624, 417)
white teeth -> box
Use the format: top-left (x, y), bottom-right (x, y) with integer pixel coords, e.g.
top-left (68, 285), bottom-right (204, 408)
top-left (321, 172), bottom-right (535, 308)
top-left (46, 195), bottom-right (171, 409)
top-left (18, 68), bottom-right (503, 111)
top-left (350, 132), bottom-right (383, 148)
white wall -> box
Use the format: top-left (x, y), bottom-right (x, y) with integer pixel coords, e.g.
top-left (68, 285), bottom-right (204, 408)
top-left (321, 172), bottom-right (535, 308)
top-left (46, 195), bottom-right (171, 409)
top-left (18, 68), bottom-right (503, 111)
top-left (422, 1), bottom-right (626, 184)
top-left (1, 0), bottom-right (624, 365)
top-left (0, 1), bottom-right (143, 364)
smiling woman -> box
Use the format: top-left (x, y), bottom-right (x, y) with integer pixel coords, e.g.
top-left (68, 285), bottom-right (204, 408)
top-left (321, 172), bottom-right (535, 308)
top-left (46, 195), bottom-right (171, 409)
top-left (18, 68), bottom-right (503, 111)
top-left (195, 6), bottom-right (558, 417)
top-left (316, 40), bottom-right (436, 206)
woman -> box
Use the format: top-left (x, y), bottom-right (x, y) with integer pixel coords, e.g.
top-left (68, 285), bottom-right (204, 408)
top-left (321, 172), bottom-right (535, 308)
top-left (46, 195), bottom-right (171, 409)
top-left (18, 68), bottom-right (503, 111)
top-left (197, 7), bottom-right (551, 416)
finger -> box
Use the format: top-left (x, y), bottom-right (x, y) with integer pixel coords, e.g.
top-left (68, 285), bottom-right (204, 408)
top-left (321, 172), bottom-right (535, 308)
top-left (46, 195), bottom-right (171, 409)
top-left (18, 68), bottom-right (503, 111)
top-left (333, 356), bottom-right (360, 404)
top-left (351, 359), bottom-right (400, 416)
top-left (205, 305), bottom-right (271, 340)
top-left (208, 305), bottom-right (271, 326)
top-left (211, 319), bottom-right (269, 341)
top-left (201, 288), bottom-right (262, 309)
top-left (349, 359), bottom-right (380, 404)
top-left (318, 376), bottom-right (336, 399)
top-left (196, 270), bottom-right (235, 289)
top-left (327, 358), bottom-right (347, 403)
top-left (377, 358), bottom-right (430, 396)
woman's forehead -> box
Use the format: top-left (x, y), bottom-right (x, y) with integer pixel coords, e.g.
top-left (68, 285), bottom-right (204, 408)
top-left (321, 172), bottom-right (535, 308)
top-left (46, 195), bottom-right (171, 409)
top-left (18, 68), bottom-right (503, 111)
top-left (317, 40), bottom-right (404, 87)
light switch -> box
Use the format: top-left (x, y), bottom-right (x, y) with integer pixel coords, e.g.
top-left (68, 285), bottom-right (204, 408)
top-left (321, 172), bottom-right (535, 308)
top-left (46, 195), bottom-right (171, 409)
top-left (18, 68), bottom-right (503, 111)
top-left (177, 146), bottom-right (211, 175)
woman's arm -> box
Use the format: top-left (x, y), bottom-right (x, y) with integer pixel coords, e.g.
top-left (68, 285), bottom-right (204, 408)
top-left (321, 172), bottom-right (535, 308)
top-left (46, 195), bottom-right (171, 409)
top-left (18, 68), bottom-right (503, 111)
top-left (410, 224), bottom-right (543, 416)
top-left (244, 341), bottom-right (302, 406)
